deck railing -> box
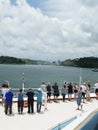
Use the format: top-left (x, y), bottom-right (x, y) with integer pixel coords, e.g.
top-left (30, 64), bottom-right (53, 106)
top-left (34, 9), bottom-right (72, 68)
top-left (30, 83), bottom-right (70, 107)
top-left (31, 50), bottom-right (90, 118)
top-left (0, 87), bottom-right (95, 99)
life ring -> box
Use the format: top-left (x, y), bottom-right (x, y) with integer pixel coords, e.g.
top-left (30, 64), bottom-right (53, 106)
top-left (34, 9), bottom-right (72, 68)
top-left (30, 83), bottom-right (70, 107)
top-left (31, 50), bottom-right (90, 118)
top-left (24, 101), bottom-right (28, 107)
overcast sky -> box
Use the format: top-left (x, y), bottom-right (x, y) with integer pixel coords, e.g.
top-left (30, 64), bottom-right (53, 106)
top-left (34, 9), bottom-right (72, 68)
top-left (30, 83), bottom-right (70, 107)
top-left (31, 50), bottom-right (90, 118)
top-left (0, 0), bottom-right (98, 61)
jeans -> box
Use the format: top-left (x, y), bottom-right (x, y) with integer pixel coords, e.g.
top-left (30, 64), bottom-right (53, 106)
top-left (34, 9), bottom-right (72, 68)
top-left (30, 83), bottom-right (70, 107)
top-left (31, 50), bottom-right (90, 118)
top-left (37, 102), bottom-right (42, 112)
top-left (62, 94), bottom-right (66, 101)
top-left (5, 103), bottom-right (12, 115)
top-left (18, 100), bottom-right (24, 113)
top-left (28, 101), bottom-right (34, 113)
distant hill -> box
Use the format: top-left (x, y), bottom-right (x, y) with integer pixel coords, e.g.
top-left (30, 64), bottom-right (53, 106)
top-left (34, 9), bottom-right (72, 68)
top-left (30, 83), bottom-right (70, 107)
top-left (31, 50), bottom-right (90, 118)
top-left (0, 56), bottom-right (52, 65)
top-left (0, 56), bottom-right (25, 64)
top-left (1, 56), bottom-right (98, 68)
top-left (60, 57), bottom-right (98, 68)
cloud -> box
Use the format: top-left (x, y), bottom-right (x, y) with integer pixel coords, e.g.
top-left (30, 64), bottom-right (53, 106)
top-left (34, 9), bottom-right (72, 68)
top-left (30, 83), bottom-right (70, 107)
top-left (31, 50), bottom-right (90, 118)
top-left (79, 0), bottom-right (98, 7)
top-left (0, 0), bottom-right (98, 61)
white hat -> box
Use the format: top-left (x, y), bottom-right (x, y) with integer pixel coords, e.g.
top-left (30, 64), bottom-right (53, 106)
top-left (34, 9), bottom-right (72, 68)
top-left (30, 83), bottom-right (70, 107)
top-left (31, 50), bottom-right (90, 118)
top-left (9, 88), bottom-right (12, 91)
top-left (83, 82), bottom-right (86, 85)
top-left (38, 88), bottom-right (42, 91)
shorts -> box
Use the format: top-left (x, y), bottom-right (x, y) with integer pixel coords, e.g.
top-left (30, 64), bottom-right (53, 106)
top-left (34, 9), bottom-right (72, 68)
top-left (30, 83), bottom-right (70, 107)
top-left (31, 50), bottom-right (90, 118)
top-left (95, 89), bottom-right (98, 93)
top-left (47, 92), bottom-right (51, 97)
top-left (74, 90), bottom-right (78, 93)
top-left (82, 92), bottom-right (85, 97)
top-left (54, 92), bottom-right (59, 97)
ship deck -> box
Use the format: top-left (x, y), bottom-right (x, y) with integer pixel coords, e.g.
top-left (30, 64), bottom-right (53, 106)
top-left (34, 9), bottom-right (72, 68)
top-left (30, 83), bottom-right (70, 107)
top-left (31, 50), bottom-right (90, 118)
top-left (0, 94), bottom-right (98, 130)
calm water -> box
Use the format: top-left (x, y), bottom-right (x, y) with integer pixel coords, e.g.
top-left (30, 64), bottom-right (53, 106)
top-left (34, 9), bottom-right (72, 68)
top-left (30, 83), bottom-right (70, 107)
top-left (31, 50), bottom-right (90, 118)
top-left (0, 64), bottom-right (98, 88)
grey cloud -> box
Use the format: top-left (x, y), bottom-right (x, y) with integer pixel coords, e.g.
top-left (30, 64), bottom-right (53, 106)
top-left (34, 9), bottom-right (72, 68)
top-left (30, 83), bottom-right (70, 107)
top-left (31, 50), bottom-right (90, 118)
top-left (79, 0), bottom-right (98, 7)
top-left (81, 23), bottom-right (98, 43)
top-left (0, 0), bottom-right (98, 61)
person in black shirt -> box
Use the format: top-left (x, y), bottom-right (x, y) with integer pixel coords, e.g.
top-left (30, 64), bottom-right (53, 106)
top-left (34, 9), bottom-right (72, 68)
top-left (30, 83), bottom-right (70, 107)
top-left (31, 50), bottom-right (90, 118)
top-left (67, 82), bottom-right (73, 101)
top-left (46, 82), bottom-right (52, 103)
top-left (52, 82), bottom-right (59, 102)
top-left (26, 88), bottom-right (35, 113)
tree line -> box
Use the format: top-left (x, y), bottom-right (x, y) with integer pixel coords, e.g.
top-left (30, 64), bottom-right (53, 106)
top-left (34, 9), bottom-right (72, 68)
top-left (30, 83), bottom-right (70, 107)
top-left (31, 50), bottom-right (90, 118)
top-left (0, 56), bottom-right (25, 64)
top-left (60, 56), bottom-right (98, 68)
top-left (1, 56), bottom-right (98, 68)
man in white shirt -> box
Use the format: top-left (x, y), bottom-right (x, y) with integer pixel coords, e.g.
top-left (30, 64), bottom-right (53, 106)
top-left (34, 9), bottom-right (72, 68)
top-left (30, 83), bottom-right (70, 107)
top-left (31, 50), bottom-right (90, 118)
top-left (40, 82), bottom-right (48, 111)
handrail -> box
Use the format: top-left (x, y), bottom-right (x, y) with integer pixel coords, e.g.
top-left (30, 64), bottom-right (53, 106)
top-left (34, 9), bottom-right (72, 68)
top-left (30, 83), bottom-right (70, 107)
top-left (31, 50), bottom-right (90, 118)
top-left (0, 87), bottom-right (95, 99)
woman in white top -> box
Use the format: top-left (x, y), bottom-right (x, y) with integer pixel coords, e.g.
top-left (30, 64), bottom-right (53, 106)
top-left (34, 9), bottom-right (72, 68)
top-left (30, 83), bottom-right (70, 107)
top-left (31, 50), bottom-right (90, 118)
top-left (41, 82), bottom-right (48, 111)
top-left (1, 84), bottom-right (9, 106)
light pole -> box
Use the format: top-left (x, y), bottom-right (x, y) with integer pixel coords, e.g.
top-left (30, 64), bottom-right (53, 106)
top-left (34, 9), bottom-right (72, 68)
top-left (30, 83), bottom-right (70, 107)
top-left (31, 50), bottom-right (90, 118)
top-left (22, 73), bottom-right (25, 93)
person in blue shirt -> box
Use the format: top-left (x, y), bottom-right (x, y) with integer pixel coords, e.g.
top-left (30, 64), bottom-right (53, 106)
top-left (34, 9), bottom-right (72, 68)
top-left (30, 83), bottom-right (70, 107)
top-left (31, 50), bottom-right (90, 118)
top-left (18, 88), bottom-right (24, 114)
top-left (76, 87), bottom-right (83, 110)
top-left (5, 88), bottom-right (14, 115)
top-left (37, 88), bottom-right (43, 113)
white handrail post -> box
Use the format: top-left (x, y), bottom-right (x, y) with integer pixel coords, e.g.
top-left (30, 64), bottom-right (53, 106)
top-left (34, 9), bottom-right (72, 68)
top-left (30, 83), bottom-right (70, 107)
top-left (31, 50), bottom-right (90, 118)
top-left (22, 73), bottom-right (25, 93)
top-left (79, 68), bottom-right (82, 87)
top-left (5, 80), bottom-right (10, 86)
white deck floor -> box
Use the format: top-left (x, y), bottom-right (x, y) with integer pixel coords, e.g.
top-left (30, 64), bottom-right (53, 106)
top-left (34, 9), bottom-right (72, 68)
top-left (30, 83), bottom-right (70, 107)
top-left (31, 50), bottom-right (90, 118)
top-left (0, 95), bottom-right (98, 130)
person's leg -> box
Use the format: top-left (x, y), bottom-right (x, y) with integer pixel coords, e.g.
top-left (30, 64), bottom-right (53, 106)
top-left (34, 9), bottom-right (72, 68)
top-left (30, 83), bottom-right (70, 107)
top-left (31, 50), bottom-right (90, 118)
top-left (39, 102), bottom-right (42, 112)
top-left (20, 101), bottom-right (24, 113)
top-left (31, 101), bottom-right (34, 113)
top-left (9, 104), bottom-right (12, 114)
top-left (5, 103), bottom-right (8, 115)
top-left (63, 94), bottom-right (65, 102)
top-left (18, 101), bottom-right (20, 113)
top-left (76, 105), bottom-right (80, 110)
top-left (28, 101), bottom-right (30, 113)
top-left (49, 93), bottom-right (51, 102)
top-left (37, 102), bottom-right (39, 112)
top-left (68, 93), bottom-right (70, 101)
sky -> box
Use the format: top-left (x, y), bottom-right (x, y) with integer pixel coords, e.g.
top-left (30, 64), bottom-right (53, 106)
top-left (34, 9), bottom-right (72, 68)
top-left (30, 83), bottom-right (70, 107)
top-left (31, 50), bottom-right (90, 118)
top-left (0, 0), bottom-right (98, 61)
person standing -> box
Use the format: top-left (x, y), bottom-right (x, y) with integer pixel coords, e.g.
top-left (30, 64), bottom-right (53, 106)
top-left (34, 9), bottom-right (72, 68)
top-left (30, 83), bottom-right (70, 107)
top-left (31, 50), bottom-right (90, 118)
top-left (86, 81), bottom-right (91, 101)
top-left (46, 82), bottom-right (52, 103)
top-left (41, 82), bottom-right (48, 111)
top-left (26, 88), bottom-right (35, 114)
top-left (81, 82), bottom-right (87, 103)
top-left (73, 83), bottom-right (79, 100)
top-left (67, 82), bottom-right (73, 101)
top-left (5, 88), bottom-right (14, 115)
top-left (1, 84), bottom-right (9, 106)
top-left (76, 87), bottom-right (83, 110)
top-left (52, 82), bottom-right (59, 102)
top-left (61, 84), bottom-right (67, 102)
top-left (17, 88), bottom-right (24, 114)
top-left (37, 88), bottom-right (43, 113)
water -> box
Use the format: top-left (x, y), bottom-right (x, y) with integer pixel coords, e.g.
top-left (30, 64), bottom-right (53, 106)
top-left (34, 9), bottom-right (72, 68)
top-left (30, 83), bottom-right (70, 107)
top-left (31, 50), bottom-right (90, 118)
top-left (80, 112), bottom-right (98, 130)
top-left (0, 64), bottom-right (98, 88)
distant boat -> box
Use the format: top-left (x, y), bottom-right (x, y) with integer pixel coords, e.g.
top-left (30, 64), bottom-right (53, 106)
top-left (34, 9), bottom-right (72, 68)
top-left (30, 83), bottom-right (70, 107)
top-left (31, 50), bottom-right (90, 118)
top-left (92, 69), bottom-right (98, 72)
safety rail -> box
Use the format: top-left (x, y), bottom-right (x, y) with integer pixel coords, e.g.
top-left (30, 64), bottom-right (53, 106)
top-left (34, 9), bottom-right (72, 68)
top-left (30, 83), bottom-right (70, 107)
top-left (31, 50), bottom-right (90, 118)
top-left (0, 87), bottom-right (95, 99)
top-left (0, 87), bottom-right (38, 98)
